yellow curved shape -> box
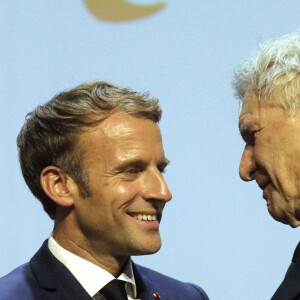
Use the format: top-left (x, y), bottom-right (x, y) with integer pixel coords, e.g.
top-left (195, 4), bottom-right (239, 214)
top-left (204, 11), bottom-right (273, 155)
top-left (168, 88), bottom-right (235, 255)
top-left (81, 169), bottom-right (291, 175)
top-left (84, 0), bottom-right (166, 22)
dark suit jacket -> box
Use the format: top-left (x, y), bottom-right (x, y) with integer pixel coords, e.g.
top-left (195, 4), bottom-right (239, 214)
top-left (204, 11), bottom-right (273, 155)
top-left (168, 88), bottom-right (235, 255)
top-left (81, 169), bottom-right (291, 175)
top-left (272, 242), bottom-right (300, 300)
top-left (0, 240), bottom-right (208, 300)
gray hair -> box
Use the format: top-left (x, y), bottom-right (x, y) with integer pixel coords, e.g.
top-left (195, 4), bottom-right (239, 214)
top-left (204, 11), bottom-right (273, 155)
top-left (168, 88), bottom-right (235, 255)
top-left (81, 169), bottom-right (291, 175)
top-left (232, 30), bottom-right (300, 114)
top-left (17, 80), bottom-right (162, 219)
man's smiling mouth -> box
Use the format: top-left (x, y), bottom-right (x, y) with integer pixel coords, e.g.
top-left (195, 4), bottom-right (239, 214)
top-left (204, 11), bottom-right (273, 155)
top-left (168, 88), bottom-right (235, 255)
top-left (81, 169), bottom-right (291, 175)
top-left (127, 212), bottom-right (162, 223)
top-left (132, 213), bottom-right (157, 221)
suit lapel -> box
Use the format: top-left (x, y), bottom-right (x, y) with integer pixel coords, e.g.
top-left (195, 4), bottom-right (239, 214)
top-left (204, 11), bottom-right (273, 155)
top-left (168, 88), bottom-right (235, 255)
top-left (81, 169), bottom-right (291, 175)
top-left (30, 240), bottom-right (92, 300)
top-left (272, 242), bottom-right (300, 300)
top-left (30, 241), bottom-right (163, 300)
top-left (133, 263), bottom-right (158, 300)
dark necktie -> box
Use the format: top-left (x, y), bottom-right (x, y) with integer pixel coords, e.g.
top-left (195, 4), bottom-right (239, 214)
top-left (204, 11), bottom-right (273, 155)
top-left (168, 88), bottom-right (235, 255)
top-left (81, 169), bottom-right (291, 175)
top-left (100, 279), bottom-right (128, 300)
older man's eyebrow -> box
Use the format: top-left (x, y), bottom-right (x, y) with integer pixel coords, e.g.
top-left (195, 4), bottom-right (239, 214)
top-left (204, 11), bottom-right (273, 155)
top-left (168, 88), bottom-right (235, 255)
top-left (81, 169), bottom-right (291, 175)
top-left (240, 131), bottom-right (251, 145)
top-left (239, 119), bottom-right (262, 145)
top-left (239, 123), bottom-right (250, 136)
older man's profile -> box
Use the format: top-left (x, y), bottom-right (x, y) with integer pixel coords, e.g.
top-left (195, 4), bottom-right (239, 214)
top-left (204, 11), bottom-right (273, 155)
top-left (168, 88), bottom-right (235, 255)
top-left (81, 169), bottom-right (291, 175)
top-left (0, 81), bottom-right (208, 300)
top-left (233, 31), bottom-right (300, 299)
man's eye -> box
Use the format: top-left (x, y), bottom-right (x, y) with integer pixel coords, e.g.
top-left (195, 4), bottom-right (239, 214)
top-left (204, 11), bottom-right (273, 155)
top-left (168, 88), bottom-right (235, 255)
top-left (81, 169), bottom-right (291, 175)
top-left (253, 129), bottom-right (261, 140)
top-left (248, 129), bottom-right (261, 145)
top-left (244, 130), bottom-right (260, 145)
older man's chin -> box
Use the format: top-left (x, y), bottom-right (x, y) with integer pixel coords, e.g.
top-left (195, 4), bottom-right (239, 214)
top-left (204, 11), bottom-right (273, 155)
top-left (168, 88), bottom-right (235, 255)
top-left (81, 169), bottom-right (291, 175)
top-left (268, 205), bottom-right (300, 228)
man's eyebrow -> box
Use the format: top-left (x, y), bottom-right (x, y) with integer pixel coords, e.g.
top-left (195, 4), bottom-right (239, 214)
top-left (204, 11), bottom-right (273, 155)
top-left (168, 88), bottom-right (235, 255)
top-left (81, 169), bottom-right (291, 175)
top-left (157, 158), bottom-right (170, 171)
top-left (239, 123), bottom-right (254, 144)
top-left (239, 123), bottom-right (249, 136)
top-left (239, 119), bottom-right (261, 145)
top-left (114, 158), bottom-right (170, 171)
top-left (115, 159), bottom-right (147, 171)
top-left (159, 158), bottom-right (170, 166)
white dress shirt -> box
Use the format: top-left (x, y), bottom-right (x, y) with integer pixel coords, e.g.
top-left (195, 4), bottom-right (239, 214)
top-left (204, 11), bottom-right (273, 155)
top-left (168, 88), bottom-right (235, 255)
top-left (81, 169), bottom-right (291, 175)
top-left (48, 236), bottom-right (140, 299)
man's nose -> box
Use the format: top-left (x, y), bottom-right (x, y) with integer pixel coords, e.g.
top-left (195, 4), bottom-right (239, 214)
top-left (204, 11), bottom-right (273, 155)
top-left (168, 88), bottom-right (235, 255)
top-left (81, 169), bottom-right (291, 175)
top-left (142, 169), bottom-right (172, 203)
top-left (239, 144), bottom-right (256, 181)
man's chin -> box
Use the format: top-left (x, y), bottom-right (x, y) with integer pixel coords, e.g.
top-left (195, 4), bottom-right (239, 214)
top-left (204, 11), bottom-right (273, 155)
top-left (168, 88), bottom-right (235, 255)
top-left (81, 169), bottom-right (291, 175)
top-left (267, 203), bottom-right (287, 223)
top-left (130, 239), bottom-right (162, 256)
top-left (132, 249), bottom-right (161, 257)
top-left (268, 206), bottom-right (300, 228)
top-left (286, 217), bottom-right (300, 228)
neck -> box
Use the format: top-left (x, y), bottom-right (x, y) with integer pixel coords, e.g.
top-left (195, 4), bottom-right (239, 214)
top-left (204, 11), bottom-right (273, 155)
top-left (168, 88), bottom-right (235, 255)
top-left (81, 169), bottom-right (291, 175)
top-left (52, 222), bottom-right (129, 277)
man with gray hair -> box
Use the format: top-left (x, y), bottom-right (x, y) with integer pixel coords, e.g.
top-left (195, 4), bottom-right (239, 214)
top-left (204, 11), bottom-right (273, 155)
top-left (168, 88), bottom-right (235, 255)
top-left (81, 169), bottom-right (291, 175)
top-left (233, 31), bottom-right (300, 299)
top-left (0, 81), bottom-right (208, 299)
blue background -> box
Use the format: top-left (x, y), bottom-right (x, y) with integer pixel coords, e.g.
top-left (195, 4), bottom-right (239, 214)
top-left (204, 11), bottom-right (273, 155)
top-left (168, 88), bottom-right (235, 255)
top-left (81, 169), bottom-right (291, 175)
top-left (1, 1), bottom-right (300, 299)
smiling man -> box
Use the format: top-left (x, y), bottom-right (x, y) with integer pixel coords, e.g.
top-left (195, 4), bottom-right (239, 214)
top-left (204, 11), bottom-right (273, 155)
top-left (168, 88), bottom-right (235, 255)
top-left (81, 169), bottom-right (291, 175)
top-left (0, 81), bottom-right (208, 300)
top-left (233, 31), bottom-right (300, 299)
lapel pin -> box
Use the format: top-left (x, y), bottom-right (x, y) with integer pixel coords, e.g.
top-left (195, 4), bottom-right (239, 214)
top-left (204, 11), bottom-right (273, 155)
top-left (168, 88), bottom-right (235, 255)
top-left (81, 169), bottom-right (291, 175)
top-left (153, 292), bottom-right (161, 299)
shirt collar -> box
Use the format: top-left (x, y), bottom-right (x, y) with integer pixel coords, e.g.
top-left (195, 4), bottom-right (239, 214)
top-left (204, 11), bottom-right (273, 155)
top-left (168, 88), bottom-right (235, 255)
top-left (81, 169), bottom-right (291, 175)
top-left (48, 235), bottom-right (137, 298)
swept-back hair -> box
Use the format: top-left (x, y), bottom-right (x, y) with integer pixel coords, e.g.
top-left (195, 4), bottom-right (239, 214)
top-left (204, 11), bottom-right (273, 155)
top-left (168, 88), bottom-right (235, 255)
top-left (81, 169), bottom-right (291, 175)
top-left (233, 30), bottom-right (300, 114)
top-left (17, 80), bottom-right (162, 219)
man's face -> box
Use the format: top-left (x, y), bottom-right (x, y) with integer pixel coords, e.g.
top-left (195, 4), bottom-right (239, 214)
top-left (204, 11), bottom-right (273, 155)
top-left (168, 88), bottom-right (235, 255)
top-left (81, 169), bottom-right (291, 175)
top-left (72, 112), bottom-right (172, 257)
top-left (239, 87), bottom-right (300, 227)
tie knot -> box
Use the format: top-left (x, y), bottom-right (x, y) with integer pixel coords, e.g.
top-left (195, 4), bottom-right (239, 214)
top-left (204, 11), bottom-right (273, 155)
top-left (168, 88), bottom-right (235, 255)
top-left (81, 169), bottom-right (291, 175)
top-left (100, 279), bottom-right (127, 300)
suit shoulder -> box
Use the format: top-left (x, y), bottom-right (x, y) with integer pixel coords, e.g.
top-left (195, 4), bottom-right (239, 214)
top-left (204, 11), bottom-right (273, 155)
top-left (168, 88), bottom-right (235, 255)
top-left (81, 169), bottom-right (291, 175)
top-left (135, 263), bottom-right (209, 299)
top-left (0, 263), bottom-right (38, 300)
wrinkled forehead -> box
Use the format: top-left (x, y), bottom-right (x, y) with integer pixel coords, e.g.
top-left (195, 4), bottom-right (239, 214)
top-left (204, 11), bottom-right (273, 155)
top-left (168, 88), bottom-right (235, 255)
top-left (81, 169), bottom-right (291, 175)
top-left (241, 87), bottom-right (260, 113)
top-left (238, 86), bottom-right (291, 137)
top-left (241, 83), bottom-right (295, 115)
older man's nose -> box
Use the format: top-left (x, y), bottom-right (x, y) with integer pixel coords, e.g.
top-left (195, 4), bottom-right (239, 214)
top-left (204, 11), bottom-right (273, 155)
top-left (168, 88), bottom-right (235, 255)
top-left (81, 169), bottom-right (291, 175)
top-left (239, 144), bottom-right (256, 181)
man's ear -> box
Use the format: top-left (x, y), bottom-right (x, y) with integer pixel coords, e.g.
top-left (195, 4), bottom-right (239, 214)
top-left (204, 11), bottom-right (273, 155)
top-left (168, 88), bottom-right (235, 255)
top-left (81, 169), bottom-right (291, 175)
top-left (40, 166), bottom-right (75, 207)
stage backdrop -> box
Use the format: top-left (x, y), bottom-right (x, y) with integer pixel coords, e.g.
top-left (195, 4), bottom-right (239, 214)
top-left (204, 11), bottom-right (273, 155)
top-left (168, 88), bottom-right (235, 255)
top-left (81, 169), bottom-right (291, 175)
top-left (1, 1), bottom-right (300, 299)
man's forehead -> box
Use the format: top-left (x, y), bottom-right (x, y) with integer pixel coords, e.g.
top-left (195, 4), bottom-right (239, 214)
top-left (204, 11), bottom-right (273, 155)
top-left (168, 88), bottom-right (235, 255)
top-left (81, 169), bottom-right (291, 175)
top-left (79, 112), bottom-right (162, 151)
top-left (78, 112), bottom-right (165, 166)
top-left (241, 87), bottom-right (260, 115)
top-left (103, 112), bottom-right (159, 137)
